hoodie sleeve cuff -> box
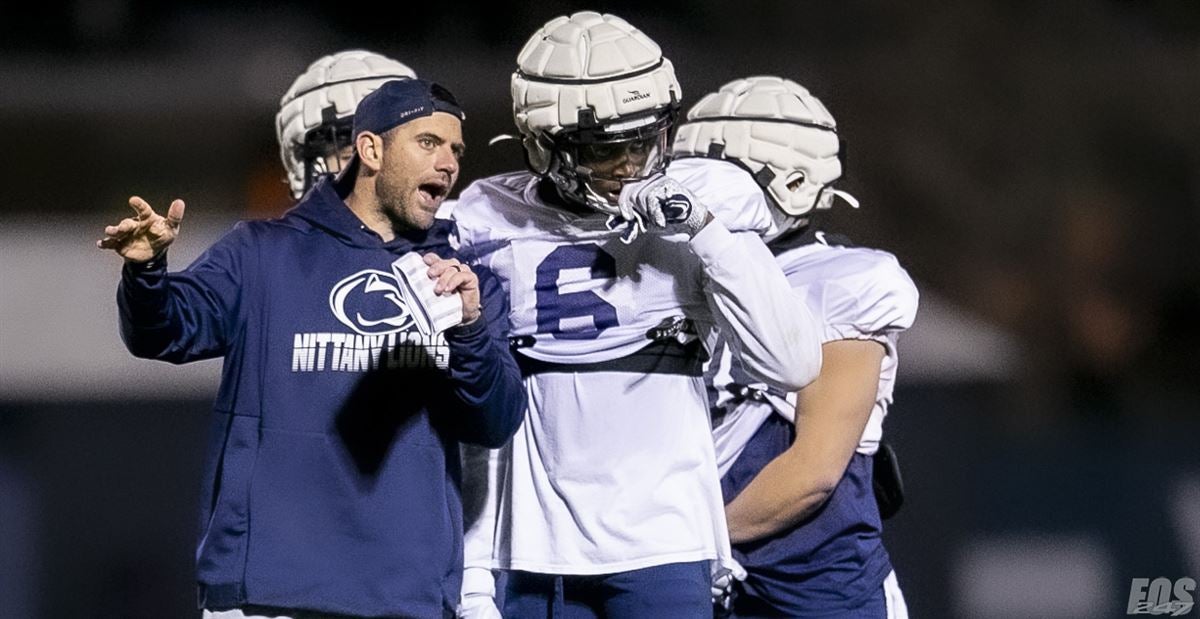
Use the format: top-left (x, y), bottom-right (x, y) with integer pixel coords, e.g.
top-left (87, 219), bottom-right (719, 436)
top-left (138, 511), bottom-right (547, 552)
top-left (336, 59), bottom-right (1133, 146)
top-left (444, 313), bottom-right (489, 344)
top-left (122, 252), bottom-right (168, 276)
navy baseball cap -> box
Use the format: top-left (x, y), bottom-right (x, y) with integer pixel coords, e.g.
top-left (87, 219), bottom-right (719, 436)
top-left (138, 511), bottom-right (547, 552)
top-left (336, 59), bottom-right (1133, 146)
top-left (336, 78), bottom-right (465, 187)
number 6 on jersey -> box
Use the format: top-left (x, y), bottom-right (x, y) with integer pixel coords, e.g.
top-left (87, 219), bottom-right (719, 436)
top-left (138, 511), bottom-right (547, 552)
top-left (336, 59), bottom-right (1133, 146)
top-left (535, 244), bottom-right (620, 340)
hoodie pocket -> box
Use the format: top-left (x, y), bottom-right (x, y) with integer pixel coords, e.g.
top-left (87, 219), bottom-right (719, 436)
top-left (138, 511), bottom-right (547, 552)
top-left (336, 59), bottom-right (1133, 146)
top-left (243, 426), bottom-right (455, 611)
top-left (196, 410), bottom-right (259, 587)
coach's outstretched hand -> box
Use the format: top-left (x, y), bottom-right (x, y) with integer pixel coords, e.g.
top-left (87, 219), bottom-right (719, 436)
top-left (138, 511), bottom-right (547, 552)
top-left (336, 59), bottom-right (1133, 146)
top-left (97, 196), bottom-right (185, 263)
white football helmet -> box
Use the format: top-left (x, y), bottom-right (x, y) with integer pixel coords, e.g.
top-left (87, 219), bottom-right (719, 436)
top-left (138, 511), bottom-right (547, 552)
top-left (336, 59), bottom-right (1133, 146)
top-left (673, 76), bottom-right (857, 239)
top-left (511, 11), bottom-right (682, 214)
top-left (276, 50), bottom-right (417, 199)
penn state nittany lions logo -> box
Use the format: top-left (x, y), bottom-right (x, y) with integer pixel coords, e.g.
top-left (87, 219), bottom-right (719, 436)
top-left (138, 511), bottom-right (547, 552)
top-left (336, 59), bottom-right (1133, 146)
top-left (292, 269), bottom-right (449, 373)
top-left (329, 270), bottom-right (415, 335)
top-left (661, 193), bottom-right (693, 223)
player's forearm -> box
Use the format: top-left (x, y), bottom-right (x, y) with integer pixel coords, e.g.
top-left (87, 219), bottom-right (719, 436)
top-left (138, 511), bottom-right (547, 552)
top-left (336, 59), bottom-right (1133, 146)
top-left (724, 448), bottom-right (840, 544)
top-left (689, 226), bottom-right (822, 392)
top-left (727, 340), bottom-right (886, 544)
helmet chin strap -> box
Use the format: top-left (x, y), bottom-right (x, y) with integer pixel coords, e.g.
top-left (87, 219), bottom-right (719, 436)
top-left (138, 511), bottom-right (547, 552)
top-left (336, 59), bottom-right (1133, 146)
top-left (765, 185), bottom-right (860, 243)
top-left (580, 182), bottom-right (621, 214)
top-left (542, 151), bottom-right (627, 216)
top-left (805, 185), bottom-right (859, 213)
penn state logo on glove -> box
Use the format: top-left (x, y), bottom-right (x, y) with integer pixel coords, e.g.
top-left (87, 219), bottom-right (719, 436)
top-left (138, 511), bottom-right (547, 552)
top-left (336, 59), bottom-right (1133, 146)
top-left (615, 175), bottom-right (710, 243)
top-left (711, 559), bottom-right (747, 616)
top-left (660, 193), bottom-right (693, 223)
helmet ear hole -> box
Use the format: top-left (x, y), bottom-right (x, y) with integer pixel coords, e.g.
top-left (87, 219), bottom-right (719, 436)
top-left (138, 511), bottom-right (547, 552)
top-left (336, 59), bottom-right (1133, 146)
top-left (786, 171), bottom-right (807, 192)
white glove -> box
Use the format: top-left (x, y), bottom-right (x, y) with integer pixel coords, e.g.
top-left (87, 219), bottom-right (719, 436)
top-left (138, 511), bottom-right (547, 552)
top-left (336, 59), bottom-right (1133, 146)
top-left (605, 213), bottom-right (644, 245)
top-left (457, 567), bottom-right (502, 619)
top-left (711, 558), bottom-right (748, 613)
top-left (390, 252), bottom-right (464, 336)
top-left (615, 175), bottom-right (710, 243)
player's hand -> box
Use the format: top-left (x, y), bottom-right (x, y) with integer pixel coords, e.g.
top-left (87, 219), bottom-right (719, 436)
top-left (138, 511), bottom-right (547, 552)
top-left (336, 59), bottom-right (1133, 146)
top-left (97, 196), bottom-right (185, 263)
top-left (617, 175), bottom-right (711, 237)
top-left (457, 595), bottom-right (502, 619)
top-left (424, 254), bottom-right (482, 325)
top-left (457, 565), bottom-right (502, 619)
top-left (711, 559), bottom-right (747, 614)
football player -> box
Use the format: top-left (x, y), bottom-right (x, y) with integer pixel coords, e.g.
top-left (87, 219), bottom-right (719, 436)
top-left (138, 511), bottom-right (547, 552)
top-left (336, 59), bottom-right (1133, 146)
top-left (276, 50), bottom-right (417, 200)
top-left (673, 76), bottom-right (917, 618)
top-left (453, 13), bottom-right (824, 619)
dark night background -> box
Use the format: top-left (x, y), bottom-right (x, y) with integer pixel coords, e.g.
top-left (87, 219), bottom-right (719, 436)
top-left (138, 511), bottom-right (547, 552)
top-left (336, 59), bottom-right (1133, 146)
top-left (1, 2), bottom-right (1197, 617)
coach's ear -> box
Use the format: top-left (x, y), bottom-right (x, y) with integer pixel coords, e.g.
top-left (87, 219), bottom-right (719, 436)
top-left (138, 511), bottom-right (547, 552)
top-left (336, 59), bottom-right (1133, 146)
top-left (356, 131), bottom-right (384, 174)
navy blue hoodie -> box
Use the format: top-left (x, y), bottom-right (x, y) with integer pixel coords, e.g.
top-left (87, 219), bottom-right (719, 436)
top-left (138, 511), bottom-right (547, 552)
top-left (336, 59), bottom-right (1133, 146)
top-left (117, 179), bottom-right (525, 618)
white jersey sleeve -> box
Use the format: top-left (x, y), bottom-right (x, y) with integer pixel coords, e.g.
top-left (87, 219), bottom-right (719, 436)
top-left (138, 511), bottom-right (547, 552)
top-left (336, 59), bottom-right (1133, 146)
top-left (680, 175), bottom-right (824, 393)
top-left (779, 242), bottom-right (918, 454)
top-left (666, 158), bottom-right (774, 234)
top-left (780, 243), bottom-right (918, 353)
top-left (711, 240), bottom-right (919, 472)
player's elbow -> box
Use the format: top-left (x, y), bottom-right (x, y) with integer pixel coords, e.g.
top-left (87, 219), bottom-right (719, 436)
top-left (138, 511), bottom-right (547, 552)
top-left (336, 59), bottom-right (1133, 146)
top-left (772, 482), bottom-right (837, 532)
top-left (803, 456), bottom-right (853, 515)
top-left (785, 452), bottom-right (842, 514)
top-left (749, 484), bottom-right (836, 541)
top-left (809, 475), bottom-right (840, 505)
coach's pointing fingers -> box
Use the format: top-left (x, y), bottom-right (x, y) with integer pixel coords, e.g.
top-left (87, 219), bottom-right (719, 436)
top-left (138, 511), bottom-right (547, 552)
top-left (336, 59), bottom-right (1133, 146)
top-left (166, 198), bottom-right (186, 230)
top-left (97, 196), bottom-right (187, 263)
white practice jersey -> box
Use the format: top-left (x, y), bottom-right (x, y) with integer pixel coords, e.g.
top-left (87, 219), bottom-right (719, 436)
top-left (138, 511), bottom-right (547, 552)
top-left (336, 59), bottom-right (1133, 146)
top-left (666, 157), bottom-right (775, 235)
top-left (671, 158), bottom-right (920, 477)
top-left (451, 170), bottom-right (822, 575)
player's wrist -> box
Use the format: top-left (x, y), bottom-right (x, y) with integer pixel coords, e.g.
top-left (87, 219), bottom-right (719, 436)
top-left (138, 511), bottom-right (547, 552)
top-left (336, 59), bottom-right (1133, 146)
top-left (684, 210), bottom-right (713, 237)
